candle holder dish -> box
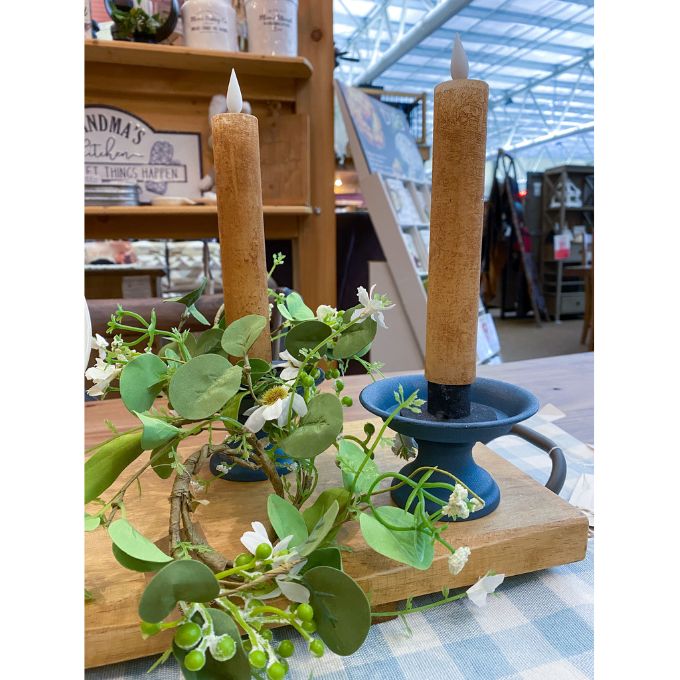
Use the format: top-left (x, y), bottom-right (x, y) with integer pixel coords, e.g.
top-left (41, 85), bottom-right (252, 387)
top-left (360, 374), bottom-right (540, 519)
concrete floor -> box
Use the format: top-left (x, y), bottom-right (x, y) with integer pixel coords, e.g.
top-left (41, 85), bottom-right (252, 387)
top-left (491, 310), bottom-right (588, 363)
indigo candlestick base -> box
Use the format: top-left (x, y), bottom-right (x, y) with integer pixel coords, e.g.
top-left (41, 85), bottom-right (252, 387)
top-left (359, 374), bottom-right (539, 521)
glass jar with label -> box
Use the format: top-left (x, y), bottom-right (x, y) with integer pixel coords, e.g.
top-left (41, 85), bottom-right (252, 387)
top-left (181, 0), bottom-right (239, 52)
top-left (245, 0), bottom-right (298, 56)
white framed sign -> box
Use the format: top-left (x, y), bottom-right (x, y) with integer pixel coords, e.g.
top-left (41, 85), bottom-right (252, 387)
top-left (85, 106), bottom-right (203, 202)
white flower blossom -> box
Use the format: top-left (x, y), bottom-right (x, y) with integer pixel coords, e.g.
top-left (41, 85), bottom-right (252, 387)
top-left (239, 522), bottom-right (310, 603)
top-left (278, 350), bottom-right (303, 382)
top-left (448, 546), bottom-right (471, 575)
top-left (350, 284), bottom-right (395, 329)
top-left (316, 304), bottom-right (338, 323)
top-left (441, 483), bottom-right (483, 520)
top-left (85, 358), bottom-right (121, 396)
top-left (90, 334), bottom-right (109, 360)
top-left (466, 573), bottom-right (505, 607)
top-left (243, 385), bottom-right (307, 432)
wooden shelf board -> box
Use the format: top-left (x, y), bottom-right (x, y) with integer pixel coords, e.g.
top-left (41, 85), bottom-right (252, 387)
top-left (84, 205), bottom-right (309, 240)
top-left (84, 40), bottom-right (313, 80)
top-left (85, 414), bottom-right (588, 669)
top-left (85, 205), bottom-right (312, 217)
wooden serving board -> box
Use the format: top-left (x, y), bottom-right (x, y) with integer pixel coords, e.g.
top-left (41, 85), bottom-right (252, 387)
top-left (85, 418), bottom-right (588, 669)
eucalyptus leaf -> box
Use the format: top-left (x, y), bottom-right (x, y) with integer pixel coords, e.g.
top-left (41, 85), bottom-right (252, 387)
top-left (276, 301), bottom-right (294, 321)
top-left (237, 357), bottom-right (272, 384)
top-left (108, 519), bottom-right (172, 565)
top-left (302, 488), bottom-right (350, 534)
top-left (85, 431), bottom-right (144, 504)
top-left (285, 292), bottom-right (315, 320)
top-left (172, 608), bottom-right (250, 680)
top-left (333, 315), bottom-right (377, 359)
top-left (300, 547), bottom-right (342, 574)
top-left (135, 411), bottom-right (182, 450)
top-left (337, 439), bottom-right (380, 495)
top-left (195, 328), bottom-right (225, 355)
top-left (359, 506), bottom-right (434, 570)
top-left (150, 440), bottom-right (177, 480)
top-left (112, 544), bottom-right (166, 573)
top-left (84, 514), bottom-right (100, 532)
top-left (221, 315), bottom-right (267, 357)
top-left (284, 320), bottom-right (333, 361)
top-left (303, 566), bottom-right (371, 656)
top-left (169, 355), bottom-right (242, 420)
top-left (297, 500), bottom-right (339, 557)
top-left (267, 494), bottom-right (308, 548)
top-left (279, 393), bottom-right (343, 460)
top-left (139, 559), bottom-right (220, 623)
top-left (119, 353), bottom-right (168, 414)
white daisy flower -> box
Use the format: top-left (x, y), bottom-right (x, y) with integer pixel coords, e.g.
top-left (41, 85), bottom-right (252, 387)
top-left (447, 546), bottom-right (471, 575)
top-left (278, 350), bottom-right (303, 382)
top-left (85, 358), bottom-right (121, 396)
top-left (243, 386), bottom-right (307, 432)
top-left (466, 573), bottom-right (505, 607)
top-left (350, 284), bottom-right (395, 329)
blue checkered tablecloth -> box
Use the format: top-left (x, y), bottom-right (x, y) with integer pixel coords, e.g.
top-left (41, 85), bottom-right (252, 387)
top-left (87, 407), bottom-right (594, 680)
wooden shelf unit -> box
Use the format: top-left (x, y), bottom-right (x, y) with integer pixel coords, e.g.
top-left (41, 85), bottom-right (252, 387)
top-left (84, 0), bottom-right (336, 308)
top-left (540, 165), bottom-right (594, 321)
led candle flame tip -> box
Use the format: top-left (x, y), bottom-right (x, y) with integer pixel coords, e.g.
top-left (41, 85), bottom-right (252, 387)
top-left (226, 69), bottom-right (243, 113)
top-left (451, 34), bottom-right (469, 80)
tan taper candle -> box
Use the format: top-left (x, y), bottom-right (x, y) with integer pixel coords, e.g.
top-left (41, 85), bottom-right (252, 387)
top-left (425, 36), bottom-right (488, 388)
top-left (212, 70), bottom-right (272, 361)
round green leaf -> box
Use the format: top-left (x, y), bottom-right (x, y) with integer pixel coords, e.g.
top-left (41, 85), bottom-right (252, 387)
top-left (112, 544), bottom-right (166, 573)
top-left (139, 559), bottom-right (220, 623)
top-left (169, 355), bottom-right (242, 420)
top-left (195, 328), bottom-right (225, 355)
top-left (119, 353), bottom-right (168, 413)
top-left (333, 316), bottom-right (377, 359)
top-left (108, 519), bottom-right (172, 565)
top-left (303, 566), bottom-right (371, 656)
top-left (285, 292), bottom-right (314, 320)
top-left (85, 431), bottom-right (144, 504)
top-left (359, 506), bottom-right (434, 570)
top-left (84, 514), bottom-right (100, 532)
top-left (267, 494), bottom-right (308, 548)
top-left (300, 547), bottom-right (342, 574)
top-left (284, 320), bottom-right (333, 361)
top-left (237, 358), bottom-right (272, 384)
top-left (221, 315), bottom-right (267, 357)
top-left (173, 608), bottom-right (250, 680)
top-left (279, 393), bottom-right (343, 460)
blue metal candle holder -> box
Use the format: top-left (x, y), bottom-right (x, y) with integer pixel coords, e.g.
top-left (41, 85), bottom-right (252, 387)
top-left (359, 374), bottom-right (539, 520)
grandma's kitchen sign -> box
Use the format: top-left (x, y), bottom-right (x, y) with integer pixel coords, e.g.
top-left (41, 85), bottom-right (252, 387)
top-left (85, 106), bottom-right (202, 202)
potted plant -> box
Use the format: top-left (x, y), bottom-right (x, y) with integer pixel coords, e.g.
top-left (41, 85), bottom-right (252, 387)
top-left (105, 0), bottom-right (179, 43)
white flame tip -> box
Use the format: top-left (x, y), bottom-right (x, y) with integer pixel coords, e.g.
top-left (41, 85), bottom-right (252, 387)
top-left (226, 69), bottom-right (243, 113)
top-left (451, 34), bottom-right (469, 80)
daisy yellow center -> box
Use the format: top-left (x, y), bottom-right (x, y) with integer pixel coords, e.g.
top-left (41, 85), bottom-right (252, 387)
top-left (262, 386), bottom-right (288, 405)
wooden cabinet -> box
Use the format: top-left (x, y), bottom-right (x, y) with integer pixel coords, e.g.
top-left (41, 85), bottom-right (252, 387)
top-left (84, 0), bottom-right (335, 308)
